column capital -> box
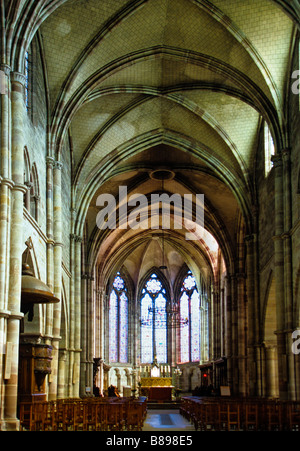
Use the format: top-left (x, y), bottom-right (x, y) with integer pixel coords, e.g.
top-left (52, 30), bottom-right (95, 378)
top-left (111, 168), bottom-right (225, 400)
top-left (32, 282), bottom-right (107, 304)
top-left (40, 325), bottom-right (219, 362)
top-left (53, 161), bottom-right (63, 171)
top-left (0, 64), bottom-right (11, 76)
top-left (12, 183), bottom-right (28, 194)
top-left (271, 153), bottom-right (283, 168)
top-left (82, 273), bottom-right (94, 281)
top-left (46, 156), bottom-right (55, 168)
top-left (0, 177), bottom-right (15, 189)
top-left (10, 71), bottom-right (26, 87)
top-left (281, 147), bottom-right (292, 159)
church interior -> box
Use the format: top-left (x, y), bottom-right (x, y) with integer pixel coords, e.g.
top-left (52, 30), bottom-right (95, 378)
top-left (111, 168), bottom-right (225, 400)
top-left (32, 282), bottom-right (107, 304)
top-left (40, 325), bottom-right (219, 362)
top-left (0, 0), bottom-right (300, 432)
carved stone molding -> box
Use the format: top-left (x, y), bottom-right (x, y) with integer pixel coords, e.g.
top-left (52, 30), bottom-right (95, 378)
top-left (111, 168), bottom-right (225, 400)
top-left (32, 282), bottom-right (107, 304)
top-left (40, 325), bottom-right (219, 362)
top-left (54, 161), bottom-right (63, 171)
top-left (10, 71), bottom-right (26, 87)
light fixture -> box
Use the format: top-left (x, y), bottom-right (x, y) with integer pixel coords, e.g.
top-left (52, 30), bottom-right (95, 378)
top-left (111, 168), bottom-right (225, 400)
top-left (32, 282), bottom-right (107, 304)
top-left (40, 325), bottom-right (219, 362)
top-left (141, 303), bottom-right (188, 329)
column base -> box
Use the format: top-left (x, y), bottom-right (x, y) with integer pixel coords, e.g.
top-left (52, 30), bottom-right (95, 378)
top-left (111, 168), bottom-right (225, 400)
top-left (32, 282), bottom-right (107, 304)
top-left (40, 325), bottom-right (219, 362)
top-left (0, 418), bottom-right (20, 431)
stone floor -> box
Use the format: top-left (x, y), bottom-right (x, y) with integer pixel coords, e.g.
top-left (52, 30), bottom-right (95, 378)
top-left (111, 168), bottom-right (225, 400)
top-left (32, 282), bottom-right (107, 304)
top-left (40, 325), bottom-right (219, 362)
top-left (142, 410), bottom-right (195, 431)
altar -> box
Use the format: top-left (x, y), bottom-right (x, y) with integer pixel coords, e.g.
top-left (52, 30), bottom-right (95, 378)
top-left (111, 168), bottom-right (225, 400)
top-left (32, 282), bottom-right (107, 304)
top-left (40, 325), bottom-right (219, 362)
top-left (140, 377), bottom-right (174, 401)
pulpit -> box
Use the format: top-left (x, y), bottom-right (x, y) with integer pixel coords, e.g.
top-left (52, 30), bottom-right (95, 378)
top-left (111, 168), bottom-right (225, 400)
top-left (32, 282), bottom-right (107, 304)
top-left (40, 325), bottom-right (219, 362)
top-left (18, 343), bottom-right (53, 403)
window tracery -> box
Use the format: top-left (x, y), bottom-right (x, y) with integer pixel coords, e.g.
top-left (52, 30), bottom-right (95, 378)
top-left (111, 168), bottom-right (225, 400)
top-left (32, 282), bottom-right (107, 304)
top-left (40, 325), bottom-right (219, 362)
top-left (179, 271), bottom-right (201, 363)
top-left (109, 272), bottom-right (128, 363)
top-left (140, 273), bottom-right (168, 364)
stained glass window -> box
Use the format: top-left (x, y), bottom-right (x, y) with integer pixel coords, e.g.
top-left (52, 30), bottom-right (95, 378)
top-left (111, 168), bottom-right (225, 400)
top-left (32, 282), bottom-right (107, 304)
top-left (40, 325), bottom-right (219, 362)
top-left (141, 273), bottom-right (168, 364)
top-left (24, 50), bottom-right (31, 111)
top-left (109, 273), bottom-right (128, 363)
top-left (179, 271), bottom-right (201, 363)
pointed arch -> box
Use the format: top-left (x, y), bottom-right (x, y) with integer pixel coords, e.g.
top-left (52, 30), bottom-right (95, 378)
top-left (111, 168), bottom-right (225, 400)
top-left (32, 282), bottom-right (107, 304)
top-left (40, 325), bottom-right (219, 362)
top-left (139, 270), bottom-right (169, 364)
top-left (107, 271), bottom-right (129, 364)
top-left (177, 269), bottom-right (202, 363)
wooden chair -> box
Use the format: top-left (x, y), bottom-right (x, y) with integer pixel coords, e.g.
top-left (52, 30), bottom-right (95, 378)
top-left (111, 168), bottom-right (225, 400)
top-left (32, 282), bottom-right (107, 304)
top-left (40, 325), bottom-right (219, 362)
top-left (243, 403), bottom-right (259, 431)
top-left (125, 401), bottom-right (144, 431)
top-left (201, 403), bottom-right (219, 431)
top-left (263, 402), bottom-right (283, 431)
top-left (61, 402), bottom-right (77, 431)
top-left (83, 402), bottom-right (98, 431)
top-left (218, 402), bottom-right (240, 431)
top-left (19, 402), bottom-right (34, 431)
top-left (286, 402), bottom-right (300, 431)
top-left (105, 402), bottom-right (125, 431)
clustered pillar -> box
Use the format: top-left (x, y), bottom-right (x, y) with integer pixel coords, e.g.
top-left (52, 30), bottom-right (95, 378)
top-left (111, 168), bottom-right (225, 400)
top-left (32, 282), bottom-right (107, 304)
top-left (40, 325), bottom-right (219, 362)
top-left (272, 151), bottom-right (297, 400)
top-left (0, 69), bottom-right (27, 430)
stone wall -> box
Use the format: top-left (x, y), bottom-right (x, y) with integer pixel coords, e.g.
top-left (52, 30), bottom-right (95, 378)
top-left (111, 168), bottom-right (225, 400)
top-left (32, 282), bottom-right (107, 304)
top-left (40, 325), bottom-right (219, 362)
top-left (22, 36), bottom-right (48, 279)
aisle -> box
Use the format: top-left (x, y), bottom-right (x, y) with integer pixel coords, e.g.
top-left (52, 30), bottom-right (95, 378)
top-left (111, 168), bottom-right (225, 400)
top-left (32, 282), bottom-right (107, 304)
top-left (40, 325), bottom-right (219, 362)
top-left (142, 409), bottom-right (195, 431)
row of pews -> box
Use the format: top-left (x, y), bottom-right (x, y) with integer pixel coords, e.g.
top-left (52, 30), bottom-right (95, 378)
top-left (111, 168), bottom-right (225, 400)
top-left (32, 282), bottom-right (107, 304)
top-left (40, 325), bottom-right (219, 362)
top-left (19, 396), bottom-right (147, 431)
top-left (180, 396), bottom-right (300, 431)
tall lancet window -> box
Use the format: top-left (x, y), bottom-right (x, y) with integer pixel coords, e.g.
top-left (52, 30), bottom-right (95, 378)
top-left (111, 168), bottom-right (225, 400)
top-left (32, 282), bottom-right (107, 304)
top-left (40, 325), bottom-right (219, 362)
top-left (140, 273), bottom-right (168, 364)
top-left (24, 49), bottom-right (32, 112)
top-left (109, 273), bottom-right (128, 363)
top-left (179, 271), bottom-right (201, 363)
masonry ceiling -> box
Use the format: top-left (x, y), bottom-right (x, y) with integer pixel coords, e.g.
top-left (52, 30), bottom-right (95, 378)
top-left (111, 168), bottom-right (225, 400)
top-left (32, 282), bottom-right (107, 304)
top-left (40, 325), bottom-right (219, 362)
top-left (9, 0), bottom-right (298, 280)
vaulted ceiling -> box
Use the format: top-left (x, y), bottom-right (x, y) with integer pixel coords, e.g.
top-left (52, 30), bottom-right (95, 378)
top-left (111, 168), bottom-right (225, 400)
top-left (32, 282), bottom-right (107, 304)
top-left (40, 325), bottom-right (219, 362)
top-left (6, 0), bottom-right (298, 286)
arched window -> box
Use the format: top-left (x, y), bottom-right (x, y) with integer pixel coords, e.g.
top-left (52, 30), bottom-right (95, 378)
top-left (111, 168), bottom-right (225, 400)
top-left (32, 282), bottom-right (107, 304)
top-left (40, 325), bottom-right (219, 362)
top-left (108, 273), bottom-right (128, 363)
top-left (140, 273), bottom-right (168, 364)
top-left (264, 122), bottom-right (275, 176)
top-left (179, 271), bottom-right (201, 363)
top-left (24, 49), bottom-right (32, 112)
top-left (23, 150), bottom-right (40, 223)
top-left (30, 163), bottom-right (40, 222)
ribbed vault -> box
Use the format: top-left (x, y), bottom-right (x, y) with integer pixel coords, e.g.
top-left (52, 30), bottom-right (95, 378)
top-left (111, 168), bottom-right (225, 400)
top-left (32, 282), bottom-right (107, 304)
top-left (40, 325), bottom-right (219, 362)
top-left (4, 0), bottom-right (297, 285)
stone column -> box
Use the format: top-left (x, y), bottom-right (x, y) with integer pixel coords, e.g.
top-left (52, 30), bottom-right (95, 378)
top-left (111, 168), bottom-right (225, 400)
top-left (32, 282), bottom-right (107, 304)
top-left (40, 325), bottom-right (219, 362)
top-left (80, 273), bottom-right (87, 396)
top-left (272, 153), bottom-right (288, 399)
top-left (245, 235), bottom-right (258, 396)
top-left (45, 157), bottom-right (55, 344)
top-left (230, 274), bottom-right (239, 395)
top-left (225, 275), bottom-right (233, 390)
top-left (213, 282), bottom-right (221, 359)
top-left (57, 350), bottom-right (67, 399)
top-left (0, 65), bottom-right (11, 310)
top-left (237, 273), bottom-right (247, 397)
top-left (99, 288), bottom-right (105, 395)
top-left (265, 345), bottom-right (278, 398)
top-left (68, 233), bottom-right (75, 397)
top-left (80, 271), bottom-right (94, 396)
top-left (87, 273), bottom-right (95, 393)
top-left (74, 235), bottom-right (82, 397)
top-left (0, 65), bottom-right (11, 429)
top-left (48, 161), bottom-right (63, 400)
top-left (4, 72), bottom-right (27, 430)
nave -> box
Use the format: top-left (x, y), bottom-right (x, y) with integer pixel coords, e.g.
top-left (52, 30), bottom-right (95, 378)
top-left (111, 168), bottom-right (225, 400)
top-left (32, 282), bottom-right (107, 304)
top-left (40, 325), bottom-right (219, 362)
top-left (0, 0), bottom-right (300, 431)
top-left (18, 395), bottom-right (300, 432)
